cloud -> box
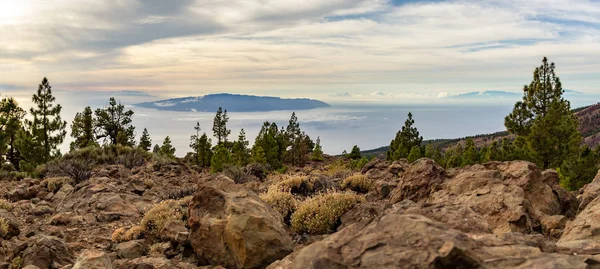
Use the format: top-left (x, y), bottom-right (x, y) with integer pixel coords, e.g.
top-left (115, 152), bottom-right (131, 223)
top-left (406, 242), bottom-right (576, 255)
top-left (1, 0), bottom-right (600, 98)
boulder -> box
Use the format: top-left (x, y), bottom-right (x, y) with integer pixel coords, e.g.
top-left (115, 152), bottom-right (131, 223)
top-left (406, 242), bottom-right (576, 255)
top-left (116, 240), bottom-right (145, 259)
top-left (16, 235), bottom-right (75, 269)
top-left (189, 176), bottom-right (293, 269)
top-left (579, 170), bottom-right (600, 212)
top-left (0, 209), bottom-right (20, 239)
top-left (289, 212), bottom-right (484, 269)
top-left (72, 249), bottom-right (114, 269)
top-left (162, 220), bottom-right (189, 245)
top-left (117, 257), bottom-right (197, 269)
top-left (389, 158), bottom-right (447, 204)
top-left (245, 163), bottom-right (267, 181)
top-left (560, 196), bottom-right (600, 243)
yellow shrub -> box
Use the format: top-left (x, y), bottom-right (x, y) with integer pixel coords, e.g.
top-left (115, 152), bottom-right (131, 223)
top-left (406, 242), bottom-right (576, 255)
top-left (140, 200), bottom-right (184, 236)
top-left (291, 192), bottom-right (364, 235)
top-left (111, 227), bottom-right (127, 243)
top-left (124, 225), bottom-right (144, 241)
top-left (275, 176), bottom-right (313, 194)
top-left (0, 199), bottom-right (13, 211)
top-left (340, 174), bottom-right (373, 193)
top-left (0, 217), bottom-right (9, 238)
top-left (12, 256), bottom-right (23, 269)
top-left (260, 187), bottom-right (297, 221)
top-left (323, 162), bottom-right (352, 178)
top-left (43, 177), bottom-right (74, 193)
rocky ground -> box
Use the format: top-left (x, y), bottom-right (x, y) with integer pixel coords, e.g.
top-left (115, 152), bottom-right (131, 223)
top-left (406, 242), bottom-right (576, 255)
top-left (2, 157), bottom-right (600, 269)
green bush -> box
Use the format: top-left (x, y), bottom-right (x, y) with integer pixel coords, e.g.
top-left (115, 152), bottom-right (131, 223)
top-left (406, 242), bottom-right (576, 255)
top-left (291, 192), bottom-right (364, 234)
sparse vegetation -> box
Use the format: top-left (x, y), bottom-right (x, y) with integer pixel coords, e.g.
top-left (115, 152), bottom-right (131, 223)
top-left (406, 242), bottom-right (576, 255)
top-left (124, 225), bottom-right (144, 241)
top-left (340, 174), bottom-right (373, 193)
top-left (260, 186), bottom-right (298, 222)
top-left (111, 227), bottom-right (127, 243)
top-left (140, 200), bottom-right (184, 237)
top-left (291, 192), bottom-right (364, 234)
top-left (11, 256), bottom-right (22, 269)
top-left (275, 176), bottom-right (314, 195)
top-left (42, 177), bottom-right (73, 193)
top-left (0, 199), bottom-right (12, 211)
top-left (0, 217), bottom-right (9, 238)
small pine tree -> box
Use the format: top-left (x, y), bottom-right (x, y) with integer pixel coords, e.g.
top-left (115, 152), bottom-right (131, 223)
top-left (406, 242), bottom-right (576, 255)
top-left (95, 97), bottom-right (135, 146)
top-left (232, 129), bottom-right (251, 166)
top-left (152, 144), bottom-right (160, 154)
top-left (407, 145), bottom-right (422, 163)
top-left (461, 138), bottom-right (479, 166)
top-left (211, 144), bottom-right (232, 173)
top-left (311, 137), bottom-right (324, 161)
top-left (388, 112), bottom-right (423, 161)
top-left (253, 122), bottom-right (281, 168)
top-left (17, 77), bottom-right (67, 169)
top-left (424, 143), bottom-right (435, 159)
top-left (158, 136), bottom-right (176, 159)
top-left (349, 145), bottom-right (361, 160)
top-left (138, 128), bottom-right (152, 152)
top-left (251, 145), bottom-right (267, 165)
top-left (70, 106), bottom-right (97, 151)
top-left (212, 107), bottom-right (231, 145)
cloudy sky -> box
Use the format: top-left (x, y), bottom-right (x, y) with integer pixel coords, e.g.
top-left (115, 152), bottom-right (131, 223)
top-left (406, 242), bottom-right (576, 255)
top-left (1, 0), bottom-right (600, 101)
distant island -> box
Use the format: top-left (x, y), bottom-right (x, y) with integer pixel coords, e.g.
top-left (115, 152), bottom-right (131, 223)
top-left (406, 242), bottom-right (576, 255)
top-left (134, 93), bottom-right (331, 112)
top-left (447, 90), bottom-right (584, 100)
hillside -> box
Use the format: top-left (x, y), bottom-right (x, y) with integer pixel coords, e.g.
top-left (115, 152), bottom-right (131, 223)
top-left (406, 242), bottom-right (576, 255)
top-left (3, 151), bottom-right (600, 267)
top-left (134, 93), bottom-right (330, 112)
top-left (364, 103), bottom-right (600, 157)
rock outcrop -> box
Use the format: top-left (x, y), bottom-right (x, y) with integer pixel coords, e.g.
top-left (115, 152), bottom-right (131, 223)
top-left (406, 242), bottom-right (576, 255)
top-left (189, 176), bottom-right (294, 269)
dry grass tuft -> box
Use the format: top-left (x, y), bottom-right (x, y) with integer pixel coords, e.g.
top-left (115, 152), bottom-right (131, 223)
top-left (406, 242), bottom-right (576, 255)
top-left (0, 199), bottom-right (13, 211)
top-left (274, 176), bottom-right (314, 194)
top-left (291, 192), bottom-right (364, 235)
top-left (340, 174), bottom-right (373, 193)
top-left (124, 225), bottom-right (144, 241)
top-left (0, 217), bottom-right (9, 238)
top-left (260, 186), bottom-right (298, 221)
top-left (43, 177), bottom-right (74, 193)
top-left (323, 162), bottom-right (352, 178)
top-left (111, 227), bottom-right (127, 243)
top-left (140, 200), bottom-right (184, 236)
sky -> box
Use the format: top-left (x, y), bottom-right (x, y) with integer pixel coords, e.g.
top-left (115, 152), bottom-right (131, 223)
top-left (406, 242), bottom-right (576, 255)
top-left (1, 0), bottom-right (600, 102)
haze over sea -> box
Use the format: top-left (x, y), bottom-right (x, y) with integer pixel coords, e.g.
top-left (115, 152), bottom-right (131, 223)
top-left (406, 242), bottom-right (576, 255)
top-left (5, 90), bottom-right (595, 157)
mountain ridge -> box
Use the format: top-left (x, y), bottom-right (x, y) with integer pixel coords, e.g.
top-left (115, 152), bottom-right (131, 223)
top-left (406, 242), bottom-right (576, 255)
top-left (134, 93), bottom-right (330, 112)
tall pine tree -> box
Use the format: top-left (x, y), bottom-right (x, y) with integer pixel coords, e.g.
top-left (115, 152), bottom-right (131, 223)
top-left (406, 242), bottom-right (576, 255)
top-left (0, 97), bottom-right (26, 169)
top-left (505, 57), bottom-right (581, 169)
top-left (17, 77), bottom-right (67, 169)
top-left (138, 128), bottom-right (152, 152)
top-left (212, 107), bottom-right (231, 146)
top-left (158, 136), bottom-right (176, 159)
top-left (70, 106), bottom-right (97, 151)
top-left (311, 137), bottom-right (324, 161)
top-left (232, 129), bottom-right (250, 166)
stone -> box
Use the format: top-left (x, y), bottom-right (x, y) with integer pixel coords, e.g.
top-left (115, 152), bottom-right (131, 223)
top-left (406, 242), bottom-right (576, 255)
top-left (116, 240), bottom-right (145, 259)
top-left (389, 158), bottom-right (447, 204)
top-left (0, 209), bottom-right (20, 239)
top-left (17, 235), bottom-right (75, 269)
top-left (72, 249), bottom-right (114, 269)
top-left (189, 176), bottom-right (293, 269)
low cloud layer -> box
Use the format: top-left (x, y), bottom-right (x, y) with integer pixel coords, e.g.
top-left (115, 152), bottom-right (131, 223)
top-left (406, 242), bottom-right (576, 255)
top-left (1, 0), bottom-right (600, 98)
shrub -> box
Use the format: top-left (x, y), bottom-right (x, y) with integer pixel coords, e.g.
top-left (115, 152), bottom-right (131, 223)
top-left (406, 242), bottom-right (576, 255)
top-left (42, 177), bottom-right (74, 193)
top-left (323, 161), bottom-right (352, 178)
top-left (291, 192), bottom-right (364, 234)
top-left (140, 200), bottom-right (184, 236)
top-left (47, 154), bottom-right (95, 183)
top-left (0, 217), bottom-right (9, 238)
top-left (353, 157), bottom-right (370, 170)
top-left (111, 227), bottom-right (127, 243)
top-left (260, 187), bottom-right (297, 222)
top-left (11, 256), bottom-right (22, 269)
top-left (0, 170), bottom-right (28, 181)
top-left (0, 199), bottom-right (13, 211)
top-left (124, 225), bottom-right (144, 241)
top-left (162, 185), bottom-right (197, 200)
top-left (223, 165), bottom-right (250, 183)
top-left (340, 174), bottom-right (373, 193)
top-left (276, 176), bottom-right (313, 195)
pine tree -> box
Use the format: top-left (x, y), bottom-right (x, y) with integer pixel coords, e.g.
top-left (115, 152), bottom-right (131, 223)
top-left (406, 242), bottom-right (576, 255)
top-left (212, 107), bottom-right (231, 145)
top-left (461, 138), bottom-right (479, 166)
top-left (152, 144), bottom-right (160, 154)
top-left (138, 128), bottom-right (152, 152)
top-left (311, 137), bottom-right (324, 161)
top-left (349, 145), bottom-right (361, 160)
top-left (505, 57), bottom-right (581, 169)
top-left (95, 97), bottom-right (135, 146)
top-left (0, 97), bottom-right (26, 169)
top-left (424, 142), bottom-right (435, 159)
top-left (211, 144), bottom-right (232, 173)
top-left (407, 145), bottom-right (422, 163)
top-left (388, 112), bottom-right (423, 161)
top-left (190, 122), bottom-right (203, 165)
top-left (17, 77), bottom-right (67, 168)
top-left (284, 112), bottom-right (313, 166)
top-left (251, 145), bottom-right (267, 165)
top-left (253, 122), bottom-right (281, 168)
top-left (232, 129), bottom-right (250, 166)
top-left (70, 106), bottom-right (97, 151)
top-left (158, 136), bottom-right (176, 159)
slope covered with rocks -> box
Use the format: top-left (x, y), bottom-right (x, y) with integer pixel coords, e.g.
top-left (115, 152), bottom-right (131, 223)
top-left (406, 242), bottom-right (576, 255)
top-left (2, 157), bottom-right (600, 269)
